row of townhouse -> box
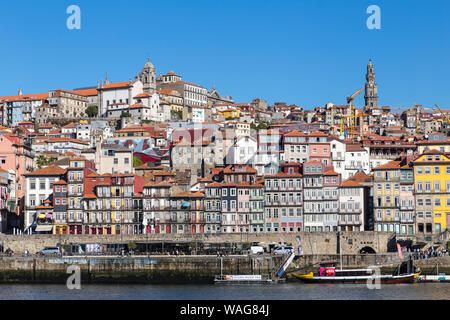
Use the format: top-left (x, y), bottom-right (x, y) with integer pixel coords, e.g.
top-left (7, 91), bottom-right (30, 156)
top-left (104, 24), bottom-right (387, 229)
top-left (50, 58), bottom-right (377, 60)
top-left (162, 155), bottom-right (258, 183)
top-left (18, 143), bottom-right (450, 237)
top-left (23, 159), bottom-right (375, 235)
top-left (373, 150), bottom-right (450, 236)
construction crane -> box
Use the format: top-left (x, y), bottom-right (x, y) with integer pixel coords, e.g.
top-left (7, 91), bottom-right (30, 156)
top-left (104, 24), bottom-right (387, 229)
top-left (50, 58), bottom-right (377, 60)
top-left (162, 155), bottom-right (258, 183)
top-left (434, 104), bottom-right (450, 124)
top-left (414, 104), bottom-right (444, 134)
top-left (434, 104), bottom-right (450, 134)
top-left (345, 88), bottom-right (365, 136)
top-left (336, 112), bottom-right (369, 138)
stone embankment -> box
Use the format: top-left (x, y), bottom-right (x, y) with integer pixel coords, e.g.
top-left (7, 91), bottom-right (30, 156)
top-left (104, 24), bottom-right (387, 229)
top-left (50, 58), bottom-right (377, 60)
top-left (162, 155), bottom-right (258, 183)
top-left (0, 255), bottom-right (283, 284)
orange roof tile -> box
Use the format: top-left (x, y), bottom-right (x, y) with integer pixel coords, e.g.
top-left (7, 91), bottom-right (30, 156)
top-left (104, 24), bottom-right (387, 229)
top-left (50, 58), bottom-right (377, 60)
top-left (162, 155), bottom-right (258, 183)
top-left (24, 165), bottom-right (66, 176)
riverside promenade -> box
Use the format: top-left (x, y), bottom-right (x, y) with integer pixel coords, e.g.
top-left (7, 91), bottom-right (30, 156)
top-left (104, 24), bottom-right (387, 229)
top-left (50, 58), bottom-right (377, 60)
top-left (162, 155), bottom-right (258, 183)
top-left (0, 231), bottom-right (395, 255)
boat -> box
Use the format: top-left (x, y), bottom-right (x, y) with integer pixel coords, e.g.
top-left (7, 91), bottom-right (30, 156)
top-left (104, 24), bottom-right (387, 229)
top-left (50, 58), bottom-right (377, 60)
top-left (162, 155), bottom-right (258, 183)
top-left (416, 264), bottom-right (450, 283)
top-left (214, 251), bottom-right (296, 284)
top-left (291, 260), bottom-right (420, 284)
top-left (214, 274), bottom-right (276, 284)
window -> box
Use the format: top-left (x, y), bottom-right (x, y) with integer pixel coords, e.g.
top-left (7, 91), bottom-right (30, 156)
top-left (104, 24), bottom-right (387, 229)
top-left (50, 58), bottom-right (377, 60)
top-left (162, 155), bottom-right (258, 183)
top-left (433, 180), bottom-right (440, 192)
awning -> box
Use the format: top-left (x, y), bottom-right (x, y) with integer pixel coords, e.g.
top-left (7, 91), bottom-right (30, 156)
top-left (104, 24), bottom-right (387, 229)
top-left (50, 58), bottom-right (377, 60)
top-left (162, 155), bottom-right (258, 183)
top-left (35, 225), bottom-right (53, 232)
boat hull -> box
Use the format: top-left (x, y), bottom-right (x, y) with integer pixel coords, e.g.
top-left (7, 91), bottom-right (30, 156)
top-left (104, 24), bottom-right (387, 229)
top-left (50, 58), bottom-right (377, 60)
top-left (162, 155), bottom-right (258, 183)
top-left (291, 273), bottom-right (416, 284)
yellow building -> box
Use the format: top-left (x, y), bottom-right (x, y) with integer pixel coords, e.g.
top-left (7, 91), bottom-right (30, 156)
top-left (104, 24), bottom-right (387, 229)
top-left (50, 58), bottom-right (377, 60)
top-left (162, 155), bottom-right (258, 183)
top-left (417, 140), bottom-right (450, 154)
top-left (413, 150), bottom-right (450, 234)
top-left (373, 157), bottom-right (415, 234)
top-left (218, 108), bottom-right (240, 119)
top-left (226, 121), bottom-right (250, 137)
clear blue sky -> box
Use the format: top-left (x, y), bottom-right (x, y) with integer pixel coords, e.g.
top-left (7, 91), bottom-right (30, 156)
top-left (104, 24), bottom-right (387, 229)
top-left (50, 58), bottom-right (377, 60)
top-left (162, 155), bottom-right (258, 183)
top-left (0, 0), bottom-right (449, 109)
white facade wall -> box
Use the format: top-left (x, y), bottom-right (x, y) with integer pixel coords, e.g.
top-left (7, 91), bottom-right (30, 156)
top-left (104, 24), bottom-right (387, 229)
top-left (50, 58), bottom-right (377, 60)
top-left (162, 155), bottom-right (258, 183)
top-left (330, 139), bottom-right (346, 178)
top-left (24, 176), bottom-right (57, 231)
top-left (343, 148), bottom-right (370, 180)
top-left (339, 187), bottom-right (365, 231)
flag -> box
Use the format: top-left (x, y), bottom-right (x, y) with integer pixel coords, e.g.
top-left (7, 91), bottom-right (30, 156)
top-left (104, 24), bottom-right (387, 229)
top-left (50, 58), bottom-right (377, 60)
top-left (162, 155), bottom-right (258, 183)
top-left (397, 243), bottom-right (403, 259)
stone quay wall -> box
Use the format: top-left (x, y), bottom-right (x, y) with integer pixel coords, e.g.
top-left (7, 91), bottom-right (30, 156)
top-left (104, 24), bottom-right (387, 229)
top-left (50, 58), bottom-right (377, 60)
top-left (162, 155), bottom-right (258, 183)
top-left (0, 231), bottom-right (394, 255)
top-left (0, 255), bottom-right (284, 284)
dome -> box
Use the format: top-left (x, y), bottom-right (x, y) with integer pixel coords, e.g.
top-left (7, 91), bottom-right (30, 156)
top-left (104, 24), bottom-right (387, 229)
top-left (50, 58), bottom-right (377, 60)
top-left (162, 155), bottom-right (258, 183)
top-left (144, 58), bottom-right (154, 69)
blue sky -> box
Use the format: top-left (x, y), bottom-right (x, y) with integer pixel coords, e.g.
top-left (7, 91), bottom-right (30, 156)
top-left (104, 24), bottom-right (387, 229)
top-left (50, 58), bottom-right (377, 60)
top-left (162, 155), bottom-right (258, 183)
top-left (0, 0), bottom-right (449, 109)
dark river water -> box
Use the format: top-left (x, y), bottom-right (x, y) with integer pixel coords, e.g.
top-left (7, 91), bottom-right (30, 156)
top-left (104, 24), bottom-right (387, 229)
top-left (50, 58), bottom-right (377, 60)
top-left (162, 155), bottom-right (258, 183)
top-left (0, 283), bottom-right (449, 300)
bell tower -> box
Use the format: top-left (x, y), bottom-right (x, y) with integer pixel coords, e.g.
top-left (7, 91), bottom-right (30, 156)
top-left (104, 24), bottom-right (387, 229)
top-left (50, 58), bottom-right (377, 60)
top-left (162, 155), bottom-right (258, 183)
top-left (364, 60), bottom-right (378, 107)
top-left (136, 58), bottom-right (156, 93)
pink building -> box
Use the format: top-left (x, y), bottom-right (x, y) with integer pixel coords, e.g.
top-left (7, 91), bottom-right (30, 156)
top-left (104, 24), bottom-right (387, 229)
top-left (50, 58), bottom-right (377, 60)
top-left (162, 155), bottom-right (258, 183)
top-left (308, 131), bottom-right (332, 166)
top-left (0, 135), bottom-right (34, 216)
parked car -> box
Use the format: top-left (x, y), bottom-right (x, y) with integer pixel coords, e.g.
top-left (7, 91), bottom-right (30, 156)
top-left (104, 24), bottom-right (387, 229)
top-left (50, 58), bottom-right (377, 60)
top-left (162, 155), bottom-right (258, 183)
top-left (273, 246), bottom-right (294, 255)
top-left (250, 246), bottom-right (265, 255)
top-left (39, 247), bottom-right (62, 256)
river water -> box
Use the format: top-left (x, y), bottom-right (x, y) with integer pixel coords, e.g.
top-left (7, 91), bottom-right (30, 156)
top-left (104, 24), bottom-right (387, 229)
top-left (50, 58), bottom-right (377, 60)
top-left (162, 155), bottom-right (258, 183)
top-left (0, 283), bottom-right (449, 300)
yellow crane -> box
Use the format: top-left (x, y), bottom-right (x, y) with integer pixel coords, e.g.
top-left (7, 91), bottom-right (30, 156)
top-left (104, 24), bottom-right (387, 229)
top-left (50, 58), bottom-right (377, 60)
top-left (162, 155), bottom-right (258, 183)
top-left (434, 104), bottom-right (450, 124)
top-left (338, 87), bottom-right (365, 138)
top-left (336, 112), bottom-right (368, 138)
top-left (414, 104), bottom-right (446, 133)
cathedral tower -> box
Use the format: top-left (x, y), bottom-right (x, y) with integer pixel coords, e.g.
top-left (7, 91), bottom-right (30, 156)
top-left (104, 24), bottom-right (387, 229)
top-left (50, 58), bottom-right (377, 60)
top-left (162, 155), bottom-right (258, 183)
top-left (136, 58), bottom-right (156, 93)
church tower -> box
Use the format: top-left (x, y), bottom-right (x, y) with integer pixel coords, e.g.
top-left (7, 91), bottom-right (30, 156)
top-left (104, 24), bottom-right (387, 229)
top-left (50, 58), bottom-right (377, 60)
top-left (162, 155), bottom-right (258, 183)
top-left (364, 59), bottom-right (378, 107)
top-left (136, 58), bottom-right (156, 93)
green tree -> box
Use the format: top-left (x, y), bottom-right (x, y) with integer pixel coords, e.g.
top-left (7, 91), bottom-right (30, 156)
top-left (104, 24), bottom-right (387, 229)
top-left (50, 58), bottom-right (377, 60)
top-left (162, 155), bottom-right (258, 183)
top-left (85, 105), bottom-right (98, 118)
top-left (257, 123), bottom-right (268, 130)
top-left (36, 155), bottom-right (56, 169)
top-left (133, 156), bottom-right (143, 167)
top-left (121, 111), bottom-right (132, 118)
top-left (171, 110), bottom-right (182, 120)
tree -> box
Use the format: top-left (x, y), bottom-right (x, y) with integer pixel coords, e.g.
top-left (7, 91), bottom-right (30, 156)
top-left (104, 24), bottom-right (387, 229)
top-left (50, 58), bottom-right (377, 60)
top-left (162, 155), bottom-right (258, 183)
top-left (257, 123), bottom-right (268, 130)
top-left (121, 111), bottom-right (131, 118)
top-left (85, 105), bottom-right (98, 118)
top-left (36, 155), bottom-right (56, 169)
top-left (171, 110), bottom-right (182, 120)
top-left (133, 156), bottom-right (143, 167)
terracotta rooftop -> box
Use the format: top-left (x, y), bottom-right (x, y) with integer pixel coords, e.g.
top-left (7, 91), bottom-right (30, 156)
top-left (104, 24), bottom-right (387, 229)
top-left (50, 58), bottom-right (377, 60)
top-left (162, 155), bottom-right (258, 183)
top-left (24, 165), bottom-right (66, 176)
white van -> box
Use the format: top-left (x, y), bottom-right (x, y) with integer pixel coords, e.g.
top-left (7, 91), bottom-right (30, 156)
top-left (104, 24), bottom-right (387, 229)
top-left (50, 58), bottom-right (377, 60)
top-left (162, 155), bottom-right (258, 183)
top-left (250, 246), bottom-right (265, 255)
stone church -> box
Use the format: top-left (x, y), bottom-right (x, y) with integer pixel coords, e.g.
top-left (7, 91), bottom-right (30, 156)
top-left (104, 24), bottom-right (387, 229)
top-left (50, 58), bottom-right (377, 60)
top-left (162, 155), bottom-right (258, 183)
top-left (135, 58), bottom-right (157, 93)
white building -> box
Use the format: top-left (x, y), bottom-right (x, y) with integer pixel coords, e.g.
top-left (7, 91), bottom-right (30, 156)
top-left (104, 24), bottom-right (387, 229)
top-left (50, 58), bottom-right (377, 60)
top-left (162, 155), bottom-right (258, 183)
top-left (330, 137), bottom-right (346, 178)
top-left (23, 165), bottom-right (66, 233)
top-left (97, 80), bottom-right (143, 117)
top-left (343, 144), bottom-right (371, 180)
top-left (46, 138), bottom-right (90, 155)
top-left (81, 143), bottom-right (133, 174)
top-left (76, 123), bottom-right (91, 142)
top-left (338, 171), bottom-right (371, 231)
top-left (227, 136), bottom-right (257, 165)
